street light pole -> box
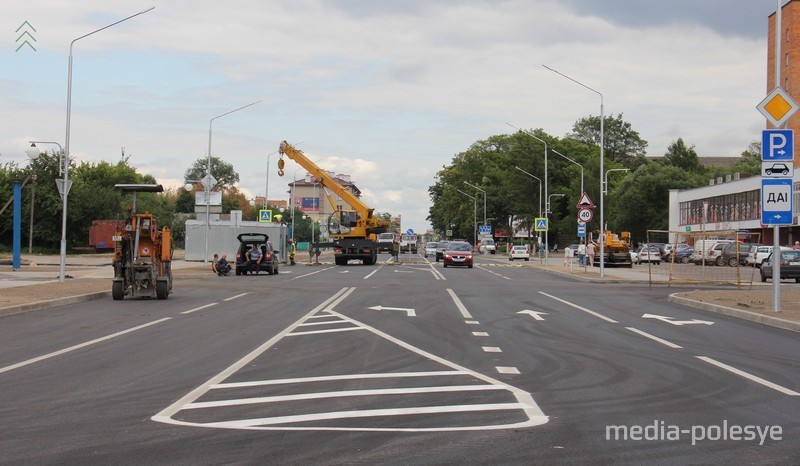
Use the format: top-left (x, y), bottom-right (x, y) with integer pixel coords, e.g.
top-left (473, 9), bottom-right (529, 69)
top-left (464, 181), bottom-right (486, 228)
top-left (204, 100), bottom-right (261, 265)
top-left (61, 7), bottom-right (154, 282)
top-left (551, 148), bottom-right (584, 197)
top-left (515, 166), bottom-right (543, 258)
top-left (24, 145), bottom-right (40, 254)
top-left (543, 65), bottom-right (604, 277)
top-left (507, 123), bottom-right (550, 263)
top-left (457, 189), bottom-right (477, 245)
top-left (603, 168), bottom-right (630, 194)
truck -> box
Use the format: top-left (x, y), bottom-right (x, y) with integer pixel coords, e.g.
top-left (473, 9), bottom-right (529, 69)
top-left (590, 230), bottom-right (633, 268)
top-left (376, 232), bottom-right (395, 252)
top-left (89, 220), bottom-right (124, 250)
top-left (278, 141), bottom-right (390, 265)
top-left (400, 234), bottom-right (417, 253)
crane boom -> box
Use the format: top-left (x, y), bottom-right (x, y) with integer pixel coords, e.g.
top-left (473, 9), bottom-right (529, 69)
top-left (278, 141), bottom-right (389, 265)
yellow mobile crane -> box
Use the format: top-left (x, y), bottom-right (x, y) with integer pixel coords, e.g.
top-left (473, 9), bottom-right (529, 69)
top-left (278, 141), bottom-right (390, 265)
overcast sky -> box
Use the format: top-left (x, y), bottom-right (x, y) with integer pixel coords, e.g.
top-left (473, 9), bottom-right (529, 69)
top-left (0, 1), bottom-right (783, 232)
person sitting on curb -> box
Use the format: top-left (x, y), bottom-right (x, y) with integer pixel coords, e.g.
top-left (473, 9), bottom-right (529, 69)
top-left (211, 253), bottom-right (220, 275)
top-left (247, 244), bottom-right (263, 274)
top-left (216, 254), bottom-right (231, 276)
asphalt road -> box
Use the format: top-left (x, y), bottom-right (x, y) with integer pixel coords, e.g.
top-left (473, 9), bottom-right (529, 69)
top-left (0, 253), bottom-right (798, 465)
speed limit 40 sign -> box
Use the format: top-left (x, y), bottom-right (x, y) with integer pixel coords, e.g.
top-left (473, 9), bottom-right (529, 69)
top-left (578, 207), bottom-right (593, 223)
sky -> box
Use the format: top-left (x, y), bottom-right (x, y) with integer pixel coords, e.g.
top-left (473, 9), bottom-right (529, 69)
top-left (0, 0), bottom-right (784, 233)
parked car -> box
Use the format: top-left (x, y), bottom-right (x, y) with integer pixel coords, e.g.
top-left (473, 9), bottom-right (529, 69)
top-left (673, 247), bottom-right (694, 263)
top-left (751, 246), bottom-right (793, 268)
top-left (662, 243), bottom-right (689, 262)
top-left (634, 246), bottom-right (661, 265)
top-left (435, 241), bottom-right (450, 262)
top-left (690, 239), bottom-right (734, 265)
top-left (442, 241), bottom-right (473, 268)
top-left (235, 233), bottom-right (279, 275)
top-left (760, 250), bottom-right (800, 282)
top-left (424, 242), bottom-right (438, 258)
top-left (718, 242), bottom-right (759, 267)
top-left (509, 244), bottom-right (530, 261)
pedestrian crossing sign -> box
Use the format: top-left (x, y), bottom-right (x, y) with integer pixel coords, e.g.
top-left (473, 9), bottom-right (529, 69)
top-left (534, 217), bottom-right (548, 232)
top-left (259, 209), bottom-right (272, 223)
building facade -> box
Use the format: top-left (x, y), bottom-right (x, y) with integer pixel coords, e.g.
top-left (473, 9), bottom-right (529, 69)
top-left (668, 1), bottom-right (800, 245)
top-left (288, 171), bottom-right (362, 228)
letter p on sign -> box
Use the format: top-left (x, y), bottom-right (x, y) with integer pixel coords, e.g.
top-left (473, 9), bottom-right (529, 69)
top-left (762, 129), bottom-right (794, 161)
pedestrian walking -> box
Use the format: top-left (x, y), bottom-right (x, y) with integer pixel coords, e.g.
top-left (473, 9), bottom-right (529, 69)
top-left (563, 245), bottom-right (573, 267)
top-left (586, 241), bottom-right (596, 267)
top-left (578, 241), bottom-right (586, 267)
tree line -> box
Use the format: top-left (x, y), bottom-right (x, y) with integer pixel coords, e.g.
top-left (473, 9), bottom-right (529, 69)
top-left (428, 114), bottom-right (760, 245)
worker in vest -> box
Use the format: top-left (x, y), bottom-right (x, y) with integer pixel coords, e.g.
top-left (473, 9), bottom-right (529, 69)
top-left (289, 239), bottom-right (296, 265)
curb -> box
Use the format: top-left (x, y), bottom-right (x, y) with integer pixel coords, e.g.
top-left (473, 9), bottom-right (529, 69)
top-left (667, 293), bottom-right (800, 333)
top-left (0, 291), bottom-right (110, 318)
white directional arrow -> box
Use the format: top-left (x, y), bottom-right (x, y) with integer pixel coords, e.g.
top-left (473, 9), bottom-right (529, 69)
top-left (368, 305), bottom-right (416, 317)
top-left (517, 310), bottom-right (548, 321)
top-left (393, 270), bottom-right (415, 273)
top-left (642, 314), bottom-right (714, 326)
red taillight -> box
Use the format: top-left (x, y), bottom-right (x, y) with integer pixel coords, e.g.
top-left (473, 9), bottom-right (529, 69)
top-left (236, 253), bottom-right (241, 261)
top-left (334, 248), bottom-right (342, 254)
top-left (264, 252), bottom-right (272, 260)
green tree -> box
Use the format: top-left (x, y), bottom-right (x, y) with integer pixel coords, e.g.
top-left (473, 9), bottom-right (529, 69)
top-left (663, 138), bottom-right (701, 171)
top-left (184, 156), bottom-right (240, 191)
top-left (566, 113), bottom-right (648, 167)
top-left (731, 140), bottom-right (761, 177)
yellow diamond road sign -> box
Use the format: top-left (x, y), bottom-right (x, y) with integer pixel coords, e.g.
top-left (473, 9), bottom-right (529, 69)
top-left (757, 87), bottom-right (800, 128)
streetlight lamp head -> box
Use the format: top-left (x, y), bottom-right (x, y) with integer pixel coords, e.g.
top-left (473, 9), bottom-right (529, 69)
top-left (183, 182), bottom-right (194, 192)
top-left (26, 143), bottom-right (40, 161)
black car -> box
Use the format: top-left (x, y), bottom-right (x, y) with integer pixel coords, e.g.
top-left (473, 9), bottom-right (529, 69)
top-left (435, 240), bottom-right (450, 262)
top-left (235, 233), bottom-right (279, 275)
top-left (760, 250), bottom-right (800, 282)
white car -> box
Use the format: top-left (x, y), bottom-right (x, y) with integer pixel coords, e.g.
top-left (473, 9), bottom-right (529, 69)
top-left (480, 238), bottom-right (496, 254)
top-left (509, 244), bottom-right (530, 261)
top-left (424, 242), bottom-right (438, 258)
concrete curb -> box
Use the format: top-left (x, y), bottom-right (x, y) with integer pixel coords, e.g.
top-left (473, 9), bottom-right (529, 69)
top-left (667, 293), bottom-right (800, 333)
top-left (0, 291), bottom-right (110, 318)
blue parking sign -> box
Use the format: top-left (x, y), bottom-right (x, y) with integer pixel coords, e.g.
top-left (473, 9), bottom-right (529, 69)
top-left (762, 129), bottom-right (794, 161)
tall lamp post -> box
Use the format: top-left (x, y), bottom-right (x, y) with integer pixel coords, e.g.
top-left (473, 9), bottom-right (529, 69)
top-left (61, 7), bottom-right (155, 282)
top-left (464, 181), bottom-right (487, 230)
top-left (204, 100), bottom-right (261, 265)
top-left (24, 145), bottom-right (40, 253)
top-left (508, 123), bottom-right (550, 263)
top-left (457, 188), bottom-right (477, 245)
top-left (515, 166), bottom-right (543, 258)
top-left (265, 150), bottom-right (279, 209)
top-left (543, 65), bottom-right (604, 276)
top-left (551, 148), bottom-right (584, 196)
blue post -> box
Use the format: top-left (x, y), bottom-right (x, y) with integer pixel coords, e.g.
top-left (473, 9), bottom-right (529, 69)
top-left (13, 182), bottom-right (21, 269)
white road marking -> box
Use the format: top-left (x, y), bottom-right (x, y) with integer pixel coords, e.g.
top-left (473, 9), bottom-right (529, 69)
top-left (496, 367), bottom-right (520, 375)
top-left (224, 293), bottom-right (248, 301)
top-left (0, 318), bottom-right (172, 375)
top-left (465, 320), bottom-right (480, 325)
top-left (153, 288), bottom-right (549, 432)
top-left (482, 346), bottom-right (502, 353)
top-left (625, 327), bottom-right (683, 349)
top-left (288, 327), bottom-right (363, 336)
top-left (291, 266), bottom-right (337, 280)
top-left (368, 305), bottom-right (416, 317)
top-left (538, 292), bottom-right (618, 323)
top-left (363, 267), bottom-right (381, 280)
top-left (181, 303), bottom-right (218, 315)
top-left (211, 371), bottom-right (469, 389)
top-left (428, 263), bottom-right (446, 280)
top-left (642, 313), bottom-right (714, 326)
top-left (472, 331), bottom-right (489, 337)
top-left (517, 310), bottom-right (548, 321)
top-left (477, 266), bottom-right (511, 280)
top-left (696, 356), bottom-right (800, 396)
top-left (447, 289), bottom-right (473, 319)
top-left (185, 385), bottom-right (508, 410)
top-left (203, 403), bottom-right (533, 430)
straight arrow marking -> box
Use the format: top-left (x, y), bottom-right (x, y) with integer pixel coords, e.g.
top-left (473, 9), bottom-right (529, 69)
top-left (517, 310), bottom-right (547, 321)
top-left (368, 305), bottom-right (416, 317)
